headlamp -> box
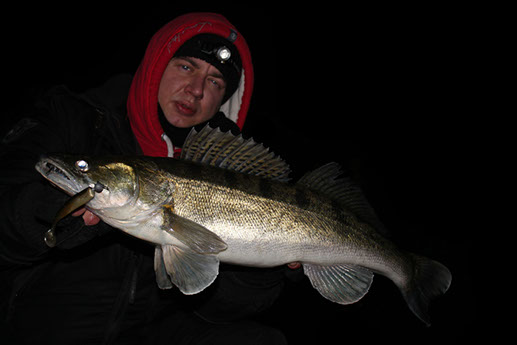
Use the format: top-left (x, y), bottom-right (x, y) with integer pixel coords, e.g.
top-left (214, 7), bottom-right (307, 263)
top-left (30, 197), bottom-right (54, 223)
top-left (216, 46), bottom-right (231, 63)
top-left (174, 34), bottom-right (242, 102)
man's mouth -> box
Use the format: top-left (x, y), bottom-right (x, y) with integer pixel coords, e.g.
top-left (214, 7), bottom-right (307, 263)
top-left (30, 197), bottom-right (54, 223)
top-left (175, 101), bottom-right (196, 116)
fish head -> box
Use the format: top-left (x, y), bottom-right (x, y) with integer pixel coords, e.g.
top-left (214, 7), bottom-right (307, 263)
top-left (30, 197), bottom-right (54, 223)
top-left (36, 155), bottom-right (139, 211)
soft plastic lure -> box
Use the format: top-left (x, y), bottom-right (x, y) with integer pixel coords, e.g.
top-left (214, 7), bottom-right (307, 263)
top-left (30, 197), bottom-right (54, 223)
top-left (44, 182), bottom-right (105, 247)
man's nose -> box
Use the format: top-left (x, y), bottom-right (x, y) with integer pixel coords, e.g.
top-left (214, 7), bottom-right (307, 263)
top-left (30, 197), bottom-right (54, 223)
top-left (185, 76), bottom-right (204, 99)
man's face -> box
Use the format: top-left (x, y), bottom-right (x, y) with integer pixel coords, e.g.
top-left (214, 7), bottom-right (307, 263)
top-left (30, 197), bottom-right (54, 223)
top-left (158, 57), bottom-right (227, 128)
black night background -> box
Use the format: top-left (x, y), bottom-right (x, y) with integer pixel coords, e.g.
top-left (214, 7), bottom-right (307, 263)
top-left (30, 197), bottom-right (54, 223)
top-left (1, 3), bottom-right (478, 344)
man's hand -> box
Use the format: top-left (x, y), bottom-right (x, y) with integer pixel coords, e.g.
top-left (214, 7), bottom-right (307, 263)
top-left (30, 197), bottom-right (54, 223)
top-left (72, 207), bottom-right (100, 226)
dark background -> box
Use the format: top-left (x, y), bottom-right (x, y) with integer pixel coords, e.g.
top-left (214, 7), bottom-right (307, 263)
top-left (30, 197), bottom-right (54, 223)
top-left (1, 3), bottom-right (476, 344)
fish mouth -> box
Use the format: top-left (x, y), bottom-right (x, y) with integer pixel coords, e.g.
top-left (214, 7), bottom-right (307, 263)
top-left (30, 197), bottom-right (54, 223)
top-left (35, 156), bottom-right (85, 195)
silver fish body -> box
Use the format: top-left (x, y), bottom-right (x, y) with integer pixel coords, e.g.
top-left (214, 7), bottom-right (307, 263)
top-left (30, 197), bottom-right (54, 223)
top-left (35, 126), bottom-right (451, 325)
top-left (163, 160), bottom-right (397, 268)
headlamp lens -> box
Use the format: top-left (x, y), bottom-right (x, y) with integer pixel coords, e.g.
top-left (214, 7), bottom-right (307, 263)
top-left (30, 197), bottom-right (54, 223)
top-left (217, 47), bottom-right (231, 62)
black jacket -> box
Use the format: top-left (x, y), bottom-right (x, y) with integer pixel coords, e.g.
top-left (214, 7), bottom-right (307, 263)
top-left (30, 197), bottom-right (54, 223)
top-left (0, 76), bottom-right (287, 344)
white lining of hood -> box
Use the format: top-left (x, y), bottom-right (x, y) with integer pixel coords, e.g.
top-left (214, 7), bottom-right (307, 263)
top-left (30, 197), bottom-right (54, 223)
top-left (219, 70), bottom-right (245, 124)
top-left (161, 133), bottom-right (175, 158)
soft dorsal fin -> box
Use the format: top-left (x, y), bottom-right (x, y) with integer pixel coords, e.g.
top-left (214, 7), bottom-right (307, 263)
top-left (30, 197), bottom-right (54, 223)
top-left (181, 125), bottom-right (291, 182)
top-left (298, 162), bottom-right (388, 235)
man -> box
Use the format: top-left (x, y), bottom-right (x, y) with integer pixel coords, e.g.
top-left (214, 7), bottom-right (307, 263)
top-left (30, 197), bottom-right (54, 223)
top-left (0, 13), bottom-right (289, 344)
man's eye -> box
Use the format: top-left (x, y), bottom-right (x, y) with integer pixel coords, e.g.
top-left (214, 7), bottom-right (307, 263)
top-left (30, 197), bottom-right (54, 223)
top-left (180, 64), bottom-right (191, 71)
top-left (208, 78), bottom-right (225, 89)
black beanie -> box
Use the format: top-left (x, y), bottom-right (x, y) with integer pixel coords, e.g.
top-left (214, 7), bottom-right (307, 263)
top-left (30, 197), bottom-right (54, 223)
top-left (174, 33), bottom-right (242, 103)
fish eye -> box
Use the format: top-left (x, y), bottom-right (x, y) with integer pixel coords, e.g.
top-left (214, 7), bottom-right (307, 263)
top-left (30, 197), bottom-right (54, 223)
top-left (75, 160), bottom-right (89, 172)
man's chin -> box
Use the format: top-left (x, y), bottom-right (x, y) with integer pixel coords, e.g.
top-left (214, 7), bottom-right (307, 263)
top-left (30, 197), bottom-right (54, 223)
top-left (163, 110), bottom-right (214, 129)
top-left (163, 111), bottom-right (198, 128)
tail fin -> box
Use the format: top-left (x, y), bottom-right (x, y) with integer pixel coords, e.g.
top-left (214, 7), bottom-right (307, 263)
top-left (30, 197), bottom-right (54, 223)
top-left (402, 254), bottom-right (452, 326)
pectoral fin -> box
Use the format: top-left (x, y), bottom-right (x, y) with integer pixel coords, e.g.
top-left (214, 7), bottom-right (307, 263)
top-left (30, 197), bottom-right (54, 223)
top-left (162, 206), bottom-right (227, 254)
top-left (154, 244), bottom-right (219, 294)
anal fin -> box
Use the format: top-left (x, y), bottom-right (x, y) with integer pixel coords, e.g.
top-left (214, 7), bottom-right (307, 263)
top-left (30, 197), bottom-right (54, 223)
top-left (303, 263), bottom-right (373, 304)
top-left (154, 245), bottom-right (220, 295)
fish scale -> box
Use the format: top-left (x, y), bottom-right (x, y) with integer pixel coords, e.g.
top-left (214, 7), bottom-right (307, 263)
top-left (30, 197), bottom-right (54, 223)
top-left (167, 163), bottom-right (395, 269)
top-left (35, 125), bottom-right (451, 326)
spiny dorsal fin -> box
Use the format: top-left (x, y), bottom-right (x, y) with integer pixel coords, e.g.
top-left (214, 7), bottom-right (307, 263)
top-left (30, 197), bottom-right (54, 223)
top-left (298, 163), bottom-right (388, 235)
top-left (181, 125), bottom-right (291, 182)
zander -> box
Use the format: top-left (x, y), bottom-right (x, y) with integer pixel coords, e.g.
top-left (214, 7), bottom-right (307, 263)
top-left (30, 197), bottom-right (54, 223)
top-left (35, 126), bottom-right (451, 326)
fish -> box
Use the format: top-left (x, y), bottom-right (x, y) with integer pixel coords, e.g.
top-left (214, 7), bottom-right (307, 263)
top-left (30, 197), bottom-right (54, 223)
top-left (35, 125), bottom-right (452, 326)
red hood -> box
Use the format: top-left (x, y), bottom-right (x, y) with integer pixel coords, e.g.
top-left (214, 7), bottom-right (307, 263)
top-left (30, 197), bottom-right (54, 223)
top-left (127, 12), bottom-right (254, 157)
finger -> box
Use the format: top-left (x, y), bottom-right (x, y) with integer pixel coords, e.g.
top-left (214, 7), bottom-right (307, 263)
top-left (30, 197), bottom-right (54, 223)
top-left (83, 211), bottom-right (101, 226)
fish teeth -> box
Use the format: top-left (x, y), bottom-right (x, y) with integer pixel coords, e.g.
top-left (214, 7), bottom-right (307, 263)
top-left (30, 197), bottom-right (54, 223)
top-left (45, 162), bottom-right (70, 181)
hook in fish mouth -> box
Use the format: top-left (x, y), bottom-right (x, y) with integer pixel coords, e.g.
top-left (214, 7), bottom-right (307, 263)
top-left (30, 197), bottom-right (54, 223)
top-left (91, 181), bottom-right (107, 193)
